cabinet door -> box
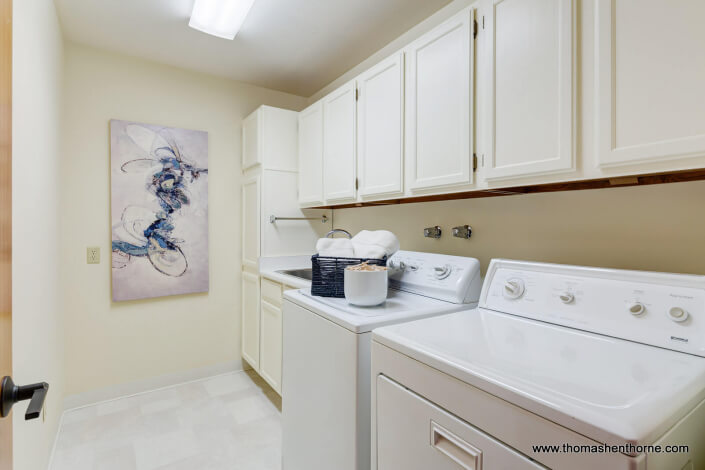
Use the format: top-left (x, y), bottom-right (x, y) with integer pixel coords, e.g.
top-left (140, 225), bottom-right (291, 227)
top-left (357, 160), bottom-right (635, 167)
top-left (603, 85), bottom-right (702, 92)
top-left (406, 8), bottom-right (474, 191)
top-left (323, 81), bottom-right (357, 202)
top-left (357, 53), bottom-right (404, 198)
top-left (484, 0), bottom-right (575, 180)
top-left (298, 102), bottom-right (324, 206)
top-left (260, 299), bottom-right (283, 395)
top-left (241, 175), bottom-right (260, 270)
top-left (242, 108), bottom-right (260, 171)
top-left (261, 106), bottom-right (299, 172)
top-left (241, 271), bottom-right (260, 371)
top-left (596, 0), bottom-right (705, 167)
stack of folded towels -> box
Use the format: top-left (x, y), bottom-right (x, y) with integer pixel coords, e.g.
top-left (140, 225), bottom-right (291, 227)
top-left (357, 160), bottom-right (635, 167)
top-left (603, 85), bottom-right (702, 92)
top-left (315, 230), bottom-right (400, 259)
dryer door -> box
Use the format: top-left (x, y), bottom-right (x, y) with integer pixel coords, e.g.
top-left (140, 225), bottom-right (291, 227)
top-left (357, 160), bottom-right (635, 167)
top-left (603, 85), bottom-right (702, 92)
top-left (376, 375), bottom-right (546, 470)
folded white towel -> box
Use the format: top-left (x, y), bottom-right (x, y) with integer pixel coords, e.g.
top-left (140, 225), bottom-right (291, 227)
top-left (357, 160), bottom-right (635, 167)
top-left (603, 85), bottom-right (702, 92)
top-left (352, 243), bottom-right (388, 260)
top-left (316, 238), bottom-right (355, 258)
top-left (351, 230), bottom-right (400, 258)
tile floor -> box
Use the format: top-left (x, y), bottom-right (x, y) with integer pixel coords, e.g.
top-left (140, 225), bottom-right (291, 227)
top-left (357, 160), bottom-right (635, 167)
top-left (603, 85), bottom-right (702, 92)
top-left (51, 370), bottom-right (282, 470)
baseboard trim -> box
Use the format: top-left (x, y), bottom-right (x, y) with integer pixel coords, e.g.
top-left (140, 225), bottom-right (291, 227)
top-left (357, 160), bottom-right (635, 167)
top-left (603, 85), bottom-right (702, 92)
top-left (63, 360), bottom-right (242, 411)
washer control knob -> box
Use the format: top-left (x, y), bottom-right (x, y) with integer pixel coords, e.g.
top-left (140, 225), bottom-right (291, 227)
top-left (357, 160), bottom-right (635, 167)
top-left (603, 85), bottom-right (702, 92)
top-left (628, 302), bottom-right (646, 316)
top-left (503, 279), bottom-right (525, 300)
top-left (667, 307), bottom-right (689, 323)
top-left (434, 265), bottom-right (451, 279)
top-left (559, 292), bottom-right (575, 304)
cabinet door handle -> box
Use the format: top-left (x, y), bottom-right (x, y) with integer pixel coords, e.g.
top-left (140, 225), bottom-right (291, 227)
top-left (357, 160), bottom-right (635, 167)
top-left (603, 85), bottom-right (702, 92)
top-left (430, 421), bottom-right (482, 470)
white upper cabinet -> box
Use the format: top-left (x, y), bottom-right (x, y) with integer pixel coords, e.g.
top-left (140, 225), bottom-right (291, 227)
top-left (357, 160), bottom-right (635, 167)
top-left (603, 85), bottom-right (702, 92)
top-left (298, 102), bottom-right (324, 206)
top-left (242, 105), bottom-right (298, 172)
top-left (483, 0), bottom-right (575, 181)
top-left (595, 0), bottom-right (705, 167)
top-left (405, 8), bottom-right (474, 191)
top-left (323, 81), bottom-right (357, 203)
top-left (357, 53), bottom-right (405, 198)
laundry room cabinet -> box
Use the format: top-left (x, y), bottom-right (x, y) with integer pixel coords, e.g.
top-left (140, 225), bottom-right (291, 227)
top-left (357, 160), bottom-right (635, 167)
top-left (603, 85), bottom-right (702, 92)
top-left (595, 0), bottom-right (705, 168)
top-left (242, 275), bottom-right (295, 396)
top-left (241, 271), bottom-right (261, 370)
top-left (405, 7), bottom-right (475, 192)
top-left (298, 102), bottom-right (325, 206)
top-left (241, 105), bottom-right (329, 390)
top-left (296, 1), bottom-right (705, 208)
top-left (356, 52), bottom-right (405, 198)
top-left (482, 0), bottom-right (575, 181)
top-left (323, 81), bottom-right (357, 203)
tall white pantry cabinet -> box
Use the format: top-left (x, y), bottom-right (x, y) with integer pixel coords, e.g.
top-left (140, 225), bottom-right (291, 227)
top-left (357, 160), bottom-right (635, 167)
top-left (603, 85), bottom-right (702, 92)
top-left (240, 105), bottom-right (328, 394)
top-left (297, 0), bottom-right (705, 208)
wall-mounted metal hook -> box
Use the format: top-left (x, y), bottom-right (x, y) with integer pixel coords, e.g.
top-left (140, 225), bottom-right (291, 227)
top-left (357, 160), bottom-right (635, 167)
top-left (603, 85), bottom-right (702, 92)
top-left (452, 225), bottom-right (472, 239)
top-left (424, 226), bottom-right (442, 239)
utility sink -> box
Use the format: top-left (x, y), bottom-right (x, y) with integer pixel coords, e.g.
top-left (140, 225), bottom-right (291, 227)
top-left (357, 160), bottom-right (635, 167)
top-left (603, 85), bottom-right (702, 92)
top-left (277, 268), bottom-right (313, 281)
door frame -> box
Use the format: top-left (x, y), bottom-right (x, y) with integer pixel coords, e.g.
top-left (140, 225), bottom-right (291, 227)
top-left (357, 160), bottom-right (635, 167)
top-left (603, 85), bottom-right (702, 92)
top-left (0, 0), bottom-right (13, 467)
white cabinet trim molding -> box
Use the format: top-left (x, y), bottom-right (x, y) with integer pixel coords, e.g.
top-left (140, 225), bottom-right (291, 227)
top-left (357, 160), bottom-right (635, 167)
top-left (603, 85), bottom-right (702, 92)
top-left (484, 0), bottom-right (576, 180)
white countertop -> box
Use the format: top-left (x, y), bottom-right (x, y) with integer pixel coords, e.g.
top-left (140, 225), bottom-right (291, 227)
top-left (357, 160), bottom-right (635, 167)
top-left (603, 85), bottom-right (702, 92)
top-left (258, 255), bottom-right (312, 289)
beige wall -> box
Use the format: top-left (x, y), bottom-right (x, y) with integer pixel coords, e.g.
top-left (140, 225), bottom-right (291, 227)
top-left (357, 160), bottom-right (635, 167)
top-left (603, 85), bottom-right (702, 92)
top-left (12, 0), bottom-right (65, 468)
top-left (61, 43), bottom-right (306, 397)
top-left (333, 180), bottom-right (705, 275)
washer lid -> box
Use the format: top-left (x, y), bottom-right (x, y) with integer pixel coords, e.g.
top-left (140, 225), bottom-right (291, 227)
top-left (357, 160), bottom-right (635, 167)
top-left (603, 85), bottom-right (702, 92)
top-left (284, 288), bottom-right (470, 333)
top-left (373, 309), bottom-right (705, 449)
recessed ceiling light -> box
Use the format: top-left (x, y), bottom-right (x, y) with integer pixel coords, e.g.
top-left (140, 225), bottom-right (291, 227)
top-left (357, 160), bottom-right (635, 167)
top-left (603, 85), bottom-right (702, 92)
top-left (189, 0), bottom-right (257, 40)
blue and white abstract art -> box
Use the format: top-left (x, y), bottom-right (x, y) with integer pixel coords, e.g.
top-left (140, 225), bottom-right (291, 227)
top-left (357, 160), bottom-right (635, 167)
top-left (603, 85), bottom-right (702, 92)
top-left (110, 119), bottom-right (209, 301)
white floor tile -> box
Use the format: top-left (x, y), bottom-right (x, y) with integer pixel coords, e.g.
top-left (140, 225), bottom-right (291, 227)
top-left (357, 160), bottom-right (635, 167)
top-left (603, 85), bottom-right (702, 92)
top-left (51, 371), bottom-right (281, 470)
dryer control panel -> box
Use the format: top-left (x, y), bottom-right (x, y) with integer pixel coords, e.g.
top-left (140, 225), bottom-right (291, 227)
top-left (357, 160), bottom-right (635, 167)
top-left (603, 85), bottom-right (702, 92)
top-left (480, 259), bottom-right (705, 357)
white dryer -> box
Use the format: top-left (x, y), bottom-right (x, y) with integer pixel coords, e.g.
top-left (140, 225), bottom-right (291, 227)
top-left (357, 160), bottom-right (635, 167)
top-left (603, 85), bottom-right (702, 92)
top-left (371, 259), bottom-right (705, 470)
top-left (281, 251), bottom-right (483, 470)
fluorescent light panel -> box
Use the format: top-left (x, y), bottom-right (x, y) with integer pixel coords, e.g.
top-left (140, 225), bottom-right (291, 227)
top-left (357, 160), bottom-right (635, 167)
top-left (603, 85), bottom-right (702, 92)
top-left (189, 0), bottom-right (256, 40)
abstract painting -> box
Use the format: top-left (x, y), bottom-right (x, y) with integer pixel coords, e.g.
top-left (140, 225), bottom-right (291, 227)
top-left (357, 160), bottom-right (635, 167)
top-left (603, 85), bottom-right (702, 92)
top-left (110, 120), bottom-right (209, 301)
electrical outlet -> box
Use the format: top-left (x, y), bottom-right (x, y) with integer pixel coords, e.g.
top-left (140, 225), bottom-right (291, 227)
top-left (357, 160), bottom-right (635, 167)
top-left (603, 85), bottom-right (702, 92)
top-left (87, 246), bottom-right (100, 264)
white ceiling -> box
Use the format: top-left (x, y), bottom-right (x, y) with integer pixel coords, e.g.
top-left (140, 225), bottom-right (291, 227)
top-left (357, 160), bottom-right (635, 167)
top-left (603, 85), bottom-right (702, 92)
top-left (54, 0), bottom-right (452, 97)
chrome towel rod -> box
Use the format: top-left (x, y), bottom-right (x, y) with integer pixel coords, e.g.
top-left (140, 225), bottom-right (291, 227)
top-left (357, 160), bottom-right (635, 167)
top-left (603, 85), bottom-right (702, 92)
top-left (269, 215), bottom-right (328, 224)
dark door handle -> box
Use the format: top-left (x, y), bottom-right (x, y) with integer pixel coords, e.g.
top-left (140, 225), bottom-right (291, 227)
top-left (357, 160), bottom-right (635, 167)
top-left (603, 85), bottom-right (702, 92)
top-left (0, 376), bottom-right (49, 420)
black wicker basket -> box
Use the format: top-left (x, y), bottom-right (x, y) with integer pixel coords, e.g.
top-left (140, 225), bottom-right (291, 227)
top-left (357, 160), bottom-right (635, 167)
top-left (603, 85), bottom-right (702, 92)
top-left (311, 254), bottom-right (387, 298)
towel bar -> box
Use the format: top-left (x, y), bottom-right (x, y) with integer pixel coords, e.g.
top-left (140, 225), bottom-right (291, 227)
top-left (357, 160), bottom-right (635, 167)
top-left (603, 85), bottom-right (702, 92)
top-left (269, 215), bottom-right (328, 224)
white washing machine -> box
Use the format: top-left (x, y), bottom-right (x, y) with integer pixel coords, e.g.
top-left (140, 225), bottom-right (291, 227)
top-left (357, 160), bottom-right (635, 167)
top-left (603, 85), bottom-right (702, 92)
top-left (281, 251), bottom-right (483, 470)
top-left (371, 259), bottom-right (705, 470)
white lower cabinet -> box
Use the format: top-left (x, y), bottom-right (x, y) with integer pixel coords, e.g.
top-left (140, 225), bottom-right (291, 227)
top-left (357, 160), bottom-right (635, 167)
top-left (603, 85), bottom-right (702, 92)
top-left (242, 276), bottom-right (296, 396)
top-left (376, 375), bottom-right (545, 469)
top-left (259, 278), bottom-right (284, 394)
top-left (241, 271), bottom-right (260, 371)
top-left (260, 301), bottom-right (283, 394)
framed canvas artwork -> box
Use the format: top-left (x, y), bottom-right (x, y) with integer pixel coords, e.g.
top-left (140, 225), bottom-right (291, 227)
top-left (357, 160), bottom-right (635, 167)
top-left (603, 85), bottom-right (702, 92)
top-left (110, 119), bottom-right (209, 301)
